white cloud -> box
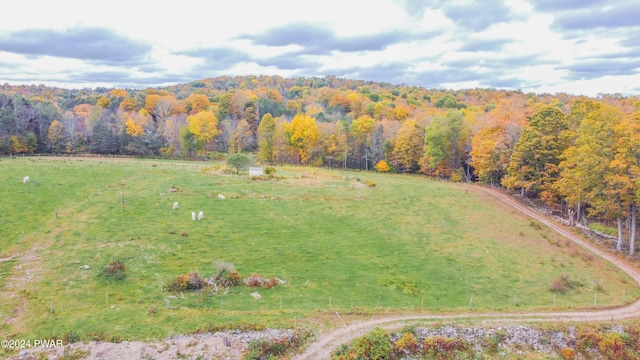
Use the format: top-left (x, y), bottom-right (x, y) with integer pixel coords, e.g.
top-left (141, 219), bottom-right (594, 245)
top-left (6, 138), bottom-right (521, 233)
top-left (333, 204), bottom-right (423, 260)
top-left (0, 0), bottom-right (638, 95)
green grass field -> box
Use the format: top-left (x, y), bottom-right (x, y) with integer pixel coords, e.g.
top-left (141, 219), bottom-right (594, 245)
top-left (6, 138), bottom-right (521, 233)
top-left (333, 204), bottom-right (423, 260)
top-left (0, 156), bottom-right (638, 342)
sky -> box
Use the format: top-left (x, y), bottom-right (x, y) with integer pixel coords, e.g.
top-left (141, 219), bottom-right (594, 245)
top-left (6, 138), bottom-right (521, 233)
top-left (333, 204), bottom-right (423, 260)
top-left (0, 0), bottom-right (639, 96)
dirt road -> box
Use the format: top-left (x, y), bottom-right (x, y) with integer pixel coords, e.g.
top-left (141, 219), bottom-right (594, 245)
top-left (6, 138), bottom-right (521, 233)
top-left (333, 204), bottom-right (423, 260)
top-left (293, 185), bottom-right (640, 360)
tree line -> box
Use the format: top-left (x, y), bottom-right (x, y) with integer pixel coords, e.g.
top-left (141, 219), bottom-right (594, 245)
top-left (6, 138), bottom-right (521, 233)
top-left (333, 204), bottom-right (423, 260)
top-left (1, 76), bottom-right (639, 254)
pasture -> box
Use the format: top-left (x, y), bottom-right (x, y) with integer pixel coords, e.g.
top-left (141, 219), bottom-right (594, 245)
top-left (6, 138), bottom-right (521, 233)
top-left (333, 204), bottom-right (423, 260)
top-left (0, 156), bottom-right (637, 342)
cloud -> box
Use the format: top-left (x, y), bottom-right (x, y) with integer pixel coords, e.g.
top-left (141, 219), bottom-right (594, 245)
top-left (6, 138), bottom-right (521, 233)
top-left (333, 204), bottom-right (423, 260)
top-left (176, 47), bottom-right (251, 69)
top-left (459, 38), bottom-right (513, 52)
top-left (548, 1), bottom-right (640, 30)
top-left (564, 58), bottom-right (640, 80)
top-left (0, 27), bottom-right (152, 65)
top-left (64, 69), bottom-right (198, 88)
top-left (529, 0), bottom-right (609, 11)
top-left (254, 53), bottom-right (320, 71)
top-left (440, 1), bottom-right (513, 32)
top-left (241, 23), bottom-right (410, 55)
top-left (330, 61), bottom-right (415, 85)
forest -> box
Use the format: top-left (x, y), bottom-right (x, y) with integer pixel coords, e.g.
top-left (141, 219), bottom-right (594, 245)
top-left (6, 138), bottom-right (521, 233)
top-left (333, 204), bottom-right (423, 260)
top-left (1, 75), bottom-right (640, 255)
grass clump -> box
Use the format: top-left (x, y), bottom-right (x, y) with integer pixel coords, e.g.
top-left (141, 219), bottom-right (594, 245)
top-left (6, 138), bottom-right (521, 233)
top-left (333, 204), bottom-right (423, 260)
top-left (549, 274), bottom-right (584, 293)
top-left (99, 260), bottom-right (126, 281)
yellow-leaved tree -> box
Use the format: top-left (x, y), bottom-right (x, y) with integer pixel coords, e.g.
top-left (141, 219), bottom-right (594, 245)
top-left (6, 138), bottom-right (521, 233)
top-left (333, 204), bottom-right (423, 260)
top-left (125, 111), bottom-right (151, 137)
top-left (47, 120), bottom-right (66, 153)
top-left (184, 93), bottom-right (211, 114)
top-left (374, 159), bottom-right (390, 172)
top-left (283, 113), bottom-right (319, 164)
top-left (187, 111), bottom-right (219, 157)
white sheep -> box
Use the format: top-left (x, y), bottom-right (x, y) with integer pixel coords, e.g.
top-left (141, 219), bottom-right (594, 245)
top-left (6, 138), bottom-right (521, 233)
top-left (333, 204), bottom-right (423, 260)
top-left (173, 202), bottom-right (179, 210)
top-left (192, 212), bottom-right (196, 221)
top-left (218, 194), bottom-right (225, 201)
top-left (198, 211), bottom-right (204, 220)
top-left (23, 176), bottom-right (30, 183)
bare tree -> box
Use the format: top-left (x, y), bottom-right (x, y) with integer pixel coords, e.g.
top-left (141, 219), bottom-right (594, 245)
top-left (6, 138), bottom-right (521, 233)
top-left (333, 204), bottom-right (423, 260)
top-left (220, 117), bottom-right (239, 153)
top-left (163, 114), bottom-right (187, 153)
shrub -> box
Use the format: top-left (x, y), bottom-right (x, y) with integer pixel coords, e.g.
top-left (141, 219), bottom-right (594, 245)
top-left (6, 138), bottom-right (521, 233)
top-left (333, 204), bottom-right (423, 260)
top-left (394, 331), bottom-right (419, 354)
top-left (484, 330), bottom-right (506, 355)
top-left (549, 275), bottom-right (584, 294)
top-left (332, 328), bottom-right (392, 360)
top-left (165, 272), bottom-right (205, 292)
top-left (243, 274), bottom-right (280, 288)
top-left (374, 160), bottom-right (390, 172)
top-left (576, 327), bottom-right (603, 352)
top-left (218, 271), bottom-right (240, 287)
top-left (559, 347), bottom-right (575, 359)
top-left (264, 166), bottom-right (276, 175)
top-left (598, 331), bottom-right (633, 360)
top-left (62, 330), bottom-right (81, 344)
top-left (363, 179), bottom-right (376, 187)
top-left (352, 328), bottom-right (393, 360)
top-left (187, 272), bottom-right (205, 290)
top-left (242, 329), bottom-right (309, 360)
top-left (549, 275), bottom-right (584, 293)
top-left (226, 153), bottom-right (251, 174)
top-left (101, 260), bottom-right (126, 280)
top-left (425, 336), bottom-right (472, 358)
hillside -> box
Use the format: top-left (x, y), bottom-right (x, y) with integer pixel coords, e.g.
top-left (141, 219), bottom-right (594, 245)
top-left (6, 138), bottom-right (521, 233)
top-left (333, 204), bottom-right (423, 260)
top-left (1, 157), bottom-right (637, 351)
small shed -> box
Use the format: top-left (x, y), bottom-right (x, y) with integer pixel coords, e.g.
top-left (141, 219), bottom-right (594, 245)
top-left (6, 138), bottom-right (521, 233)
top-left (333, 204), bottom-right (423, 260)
top-left (249, 167), bottom-right (264, 177)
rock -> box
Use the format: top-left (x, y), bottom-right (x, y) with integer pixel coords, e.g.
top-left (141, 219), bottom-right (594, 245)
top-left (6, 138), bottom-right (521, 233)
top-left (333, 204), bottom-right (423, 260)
top-left (250, 292), bottom-right (261, 299)
top-left (79, 265), bottom-right (90, 270)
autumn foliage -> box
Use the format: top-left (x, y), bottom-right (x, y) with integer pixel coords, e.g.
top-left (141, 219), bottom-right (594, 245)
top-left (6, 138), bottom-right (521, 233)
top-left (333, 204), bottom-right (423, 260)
top-left (2, 76), bottom-right (640, 255)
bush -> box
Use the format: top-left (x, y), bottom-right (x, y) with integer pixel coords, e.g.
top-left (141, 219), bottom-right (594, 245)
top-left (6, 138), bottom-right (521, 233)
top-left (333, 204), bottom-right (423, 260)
top-left (242, 329), bottom-right (309, 360)
top-left (218, 271), bottom-right (240, 287)
top-left (598, 332), bottom-right (633, 360)
top-left (264, 166), bottom-right (276, 175)
top-left (226, 153), bottom-right (251, 174)
top-left (165, 272), bottom-right (205, 292)
top-left (364, 180), bottom-right (376, 188)
top-left (576, 327), bottom-right (603, 352)
top-left (394, 331), bottom-right (418, 354)
top-left (352, 328), bottom-right (393, 360)
top-left (425, 336), bottom-right (472, 358)
top-left (374, 160), bottom-right (390, 172)
top-left (212, 261), bottom-right (240, 287)
top-left (243, 274), bottom-right (280, 288)
top-left (549, 275), bottom-right (584, 293)
top-left (559, 347), bottom-right (575, 359)
top-left (101, 260), bottom-right (126, 280)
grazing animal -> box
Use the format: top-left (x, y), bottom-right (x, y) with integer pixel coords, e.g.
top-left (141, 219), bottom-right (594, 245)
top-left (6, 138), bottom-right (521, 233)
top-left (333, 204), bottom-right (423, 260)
top-left (23, 176), bottom-right (30, 183)
top-left (173, 202), bottom-right (179, 210)
top-left (218, 194), bottom-right (225, 200)
top-left (192, 212), bottom-right (196, 221)
top-left (198, 211), bottom-right (204, 220)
